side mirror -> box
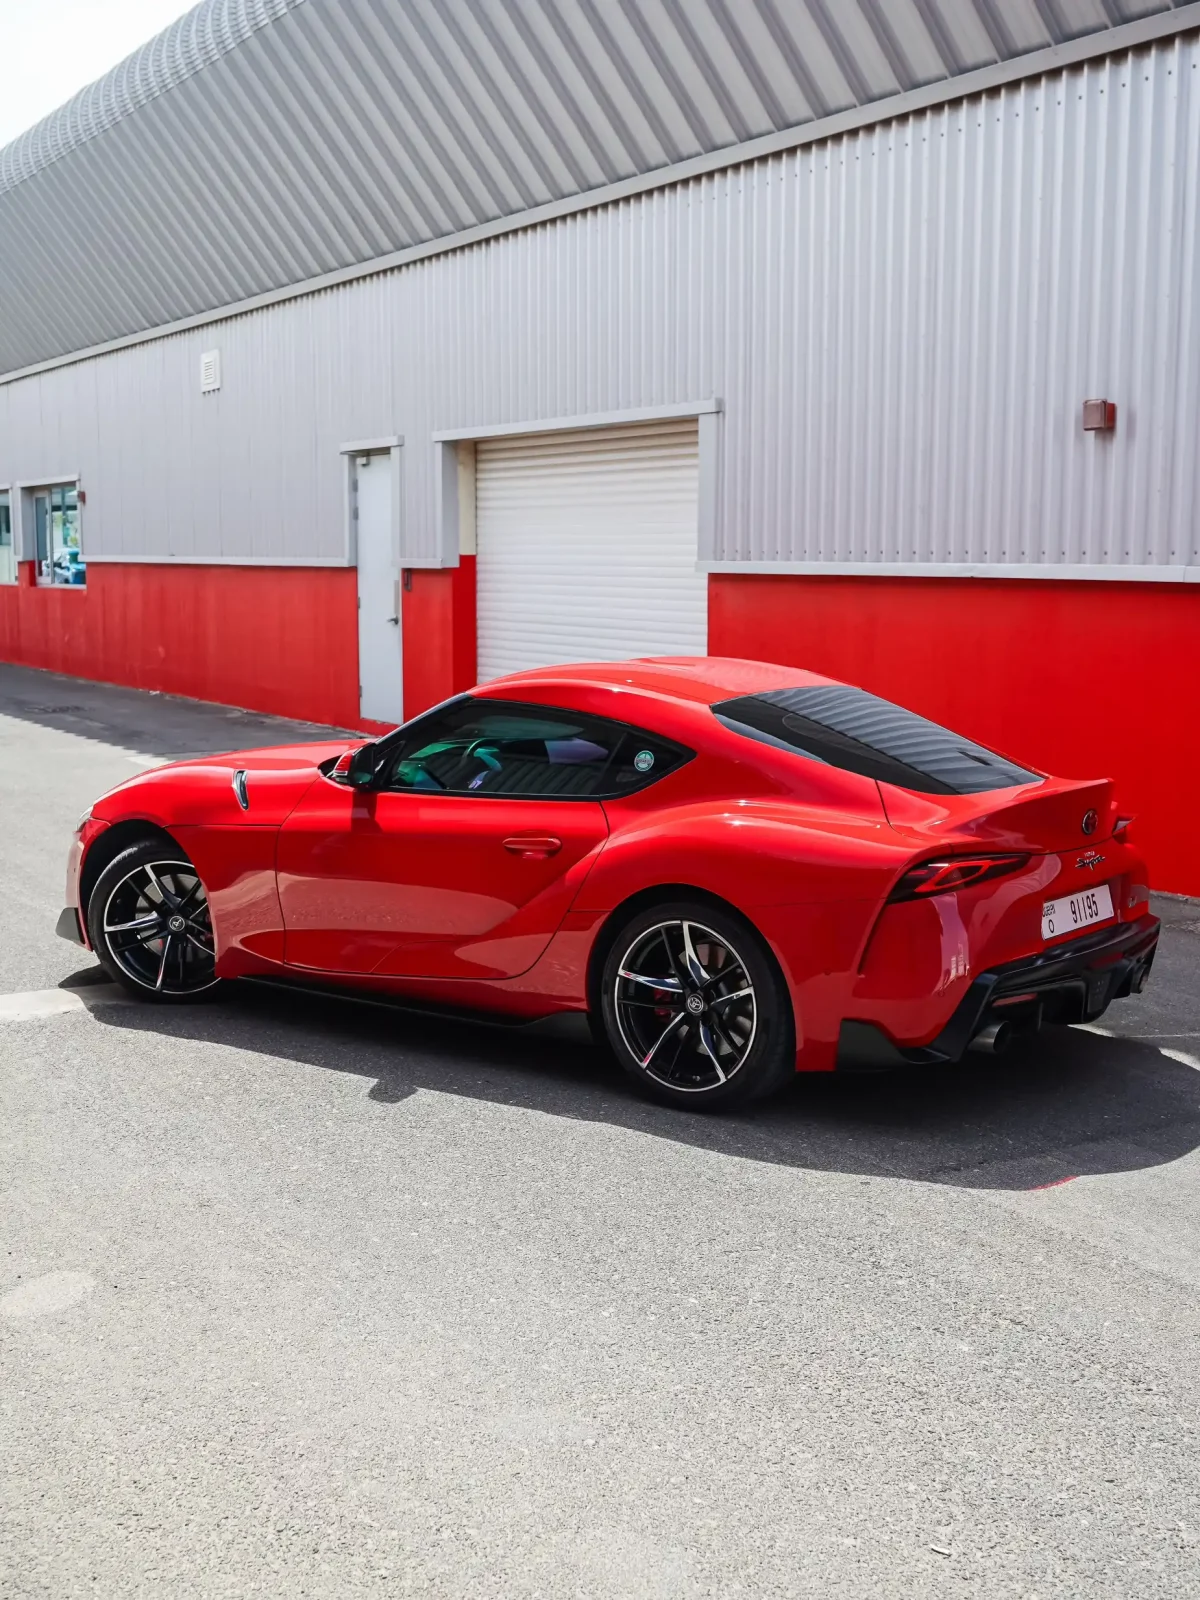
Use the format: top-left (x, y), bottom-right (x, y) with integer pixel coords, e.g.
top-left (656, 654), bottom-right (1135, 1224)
top-left (332, 742), bottom-right (382, 788)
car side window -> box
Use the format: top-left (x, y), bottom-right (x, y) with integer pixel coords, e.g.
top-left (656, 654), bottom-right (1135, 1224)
top-left (377, 700), bottom-right (690, 799)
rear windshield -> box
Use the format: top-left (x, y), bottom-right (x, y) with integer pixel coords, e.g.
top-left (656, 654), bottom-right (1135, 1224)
top-left (714, 685), bottom-right (1040, 795)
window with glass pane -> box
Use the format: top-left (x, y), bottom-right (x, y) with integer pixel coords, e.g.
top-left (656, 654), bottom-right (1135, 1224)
top-left (714, 686), bottom-right (1039, 795)
top-left (0, 494), bottom-right (13, 584)
top-left (34, 484), bottom-right (85, 586)
top-left (379, 699), bottom-right (691, 798)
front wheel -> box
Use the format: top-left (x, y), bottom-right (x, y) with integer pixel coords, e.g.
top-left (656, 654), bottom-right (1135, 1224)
top-left (599, 900), bottom-right (795, 1109)
top-left (88, 841), bottom-right (220, 1002)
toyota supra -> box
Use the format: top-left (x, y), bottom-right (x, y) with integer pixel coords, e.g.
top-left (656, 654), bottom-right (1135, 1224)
top-left (59, 658), bottom-right (1159, 1107)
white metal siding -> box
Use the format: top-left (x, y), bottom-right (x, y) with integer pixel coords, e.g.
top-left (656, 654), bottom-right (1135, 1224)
top-left (0, 34), bottom-right (1197, 575)
top-left (3, 0), bottom-right (1186, 374)
top-left (475, 421), bottom-right (705, 681)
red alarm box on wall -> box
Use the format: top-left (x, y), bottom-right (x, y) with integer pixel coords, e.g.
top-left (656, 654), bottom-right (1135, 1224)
top-left (1082, 399), bottom-right (1117, 431)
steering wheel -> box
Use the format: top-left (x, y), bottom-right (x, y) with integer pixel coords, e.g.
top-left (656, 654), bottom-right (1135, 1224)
top-left (457, 736), bottom-right (499, 787)
top-left (394, 739), bottom-right (501, 792)
top-left (462, 738), bottom-right (503, 767)
top-left (393, 757), bottom-right (446, 791)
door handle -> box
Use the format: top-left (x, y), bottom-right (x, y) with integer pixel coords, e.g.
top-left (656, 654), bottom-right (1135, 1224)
top-left (503, 835), bottom-right (562, 858)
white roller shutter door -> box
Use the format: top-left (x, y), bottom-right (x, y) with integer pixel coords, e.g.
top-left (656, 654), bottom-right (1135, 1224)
top-left (475, 419), bottom-right (707, 681)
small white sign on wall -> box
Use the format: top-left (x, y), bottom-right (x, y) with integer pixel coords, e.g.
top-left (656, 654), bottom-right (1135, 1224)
top-left (199, 350), bottom-right (221, 393)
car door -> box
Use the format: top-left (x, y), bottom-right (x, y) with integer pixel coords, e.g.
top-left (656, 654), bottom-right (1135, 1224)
top-left (276, 699), bottom-right (619, 981)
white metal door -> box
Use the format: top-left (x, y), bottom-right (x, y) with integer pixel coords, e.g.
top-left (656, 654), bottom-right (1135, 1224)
top-left (355, 452), bottom-right (403, 723)
top-left (474, 419), bottom-right (706, 681)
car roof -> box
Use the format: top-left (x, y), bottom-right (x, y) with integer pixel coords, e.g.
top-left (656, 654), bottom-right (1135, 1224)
top-left (477, 656), bottom-right (840, 707)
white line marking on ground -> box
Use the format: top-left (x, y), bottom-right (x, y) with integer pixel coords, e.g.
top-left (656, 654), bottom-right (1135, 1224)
top-left (1070, 1022), bottom-right (1200, 1070)
top-left (1159, 1048), bottom-right (1200, 1071)
top-left (0, 1271), bottom-right (95, 1319)
top-left (0, 990), bottom-right (87, 1021)
top-left (0, 986), bottom-right (128, 1022)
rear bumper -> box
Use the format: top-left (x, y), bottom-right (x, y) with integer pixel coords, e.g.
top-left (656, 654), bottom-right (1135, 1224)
top-left (838, 914), bottom-right (1160, 1069)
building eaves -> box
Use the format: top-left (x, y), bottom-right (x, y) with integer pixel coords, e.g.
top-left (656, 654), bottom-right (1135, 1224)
top-left (0, 0), bottom-right (1191, 377)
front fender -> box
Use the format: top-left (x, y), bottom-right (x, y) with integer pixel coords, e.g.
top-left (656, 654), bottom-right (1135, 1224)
top-left (66, 816), bottom-right (112, 947)
top-left (91, 762), bottom-right (323, 830)
top-left (86, 766), bottom-right (326, 974)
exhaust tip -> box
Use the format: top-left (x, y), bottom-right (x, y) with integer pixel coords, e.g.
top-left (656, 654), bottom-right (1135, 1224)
top-left (968, 1020), bottom-right (1012, 1056)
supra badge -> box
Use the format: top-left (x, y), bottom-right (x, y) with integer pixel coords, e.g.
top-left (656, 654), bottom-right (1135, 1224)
top-left (1076, 851), bottom-right (1105, 871)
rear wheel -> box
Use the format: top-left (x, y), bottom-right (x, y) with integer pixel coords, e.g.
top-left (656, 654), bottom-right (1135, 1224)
top-left (599, 899), bottom-right (795, 1109)
top-left (87, 841), bottom-right (220, 1002)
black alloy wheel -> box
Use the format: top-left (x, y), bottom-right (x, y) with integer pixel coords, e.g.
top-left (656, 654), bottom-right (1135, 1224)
top-left (599, 899), bottom-right (795, 1108)
top-left (88, 842), bottom-right (220, 1002)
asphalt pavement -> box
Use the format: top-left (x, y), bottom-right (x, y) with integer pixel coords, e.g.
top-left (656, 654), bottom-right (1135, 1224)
top-left (2, 663), bottom-right (1199, 1599)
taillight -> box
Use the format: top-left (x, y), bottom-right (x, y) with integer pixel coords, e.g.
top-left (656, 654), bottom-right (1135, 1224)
top-left (888, 854), bottom-right (1031, 901)
top-left (1112, 816), bottom-right (1135, 842)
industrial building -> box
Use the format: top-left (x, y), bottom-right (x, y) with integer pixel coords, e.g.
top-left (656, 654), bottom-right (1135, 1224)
top-left (0, 0), bottom-right (1196, 891)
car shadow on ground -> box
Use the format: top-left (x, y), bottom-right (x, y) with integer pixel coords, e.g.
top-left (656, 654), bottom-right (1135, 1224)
top-left (74, 971), bottom-right (1200, 1193)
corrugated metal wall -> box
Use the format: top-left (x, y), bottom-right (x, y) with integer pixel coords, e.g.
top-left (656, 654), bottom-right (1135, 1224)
top-left (1, 32), bottom-right (1197, 573)
top-left (2, 0), bottom-right (1186, 373)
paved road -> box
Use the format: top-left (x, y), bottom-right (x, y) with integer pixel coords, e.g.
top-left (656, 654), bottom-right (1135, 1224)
top-left (2, 664), bottom-right (1199, 1599)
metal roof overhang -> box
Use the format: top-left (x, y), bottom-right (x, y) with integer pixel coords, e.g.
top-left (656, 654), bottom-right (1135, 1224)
top-left (1, 0), bottom-right (1196, 382)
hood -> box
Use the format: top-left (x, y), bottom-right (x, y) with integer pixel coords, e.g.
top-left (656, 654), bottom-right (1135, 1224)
top-left (162, 739), bottom-right (356, 770)
top-left (91, 739), bottom-right (358, 828)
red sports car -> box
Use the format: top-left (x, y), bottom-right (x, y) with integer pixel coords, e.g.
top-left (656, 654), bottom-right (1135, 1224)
top-left (59, 658), bottom-right (1159, 1108)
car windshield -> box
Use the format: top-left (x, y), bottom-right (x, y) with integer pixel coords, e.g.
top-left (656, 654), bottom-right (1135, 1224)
top-left (713, 685), bottom-right (1041, 796)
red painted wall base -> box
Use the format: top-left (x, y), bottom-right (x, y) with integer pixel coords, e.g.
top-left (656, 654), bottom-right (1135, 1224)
top-left (402, 556), bottom-right (477, 721)
top-left (2, 561), bottom-right (1194, 894)
top-left (709, 574), bottom-right (1199, 896)
top-left (0, 562), bottom-right (361, 729)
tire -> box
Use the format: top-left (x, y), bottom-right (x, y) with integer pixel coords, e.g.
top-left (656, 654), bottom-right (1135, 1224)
top-left (87, 840), bottom-right (221, 1003)
top-left (598, 899), bottom-right (796, 1109)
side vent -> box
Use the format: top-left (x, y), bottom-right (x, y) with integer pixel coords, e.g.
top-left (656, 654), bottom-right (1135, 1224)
top-left (200, 349), bottom-right (221, 393)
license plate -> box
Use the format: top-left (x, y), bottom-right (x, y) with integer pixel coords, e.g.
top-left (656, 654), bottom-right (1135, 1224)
top-left (1042, 883), bottom-right (1114, 941)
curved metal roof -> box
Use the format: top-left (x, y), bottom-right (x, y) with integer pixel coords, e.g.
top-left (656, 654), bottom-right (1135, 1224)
top-left (0, 0), bottom-right (1189, 377)
top-left (0, 0), bottom-right (305, 195)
